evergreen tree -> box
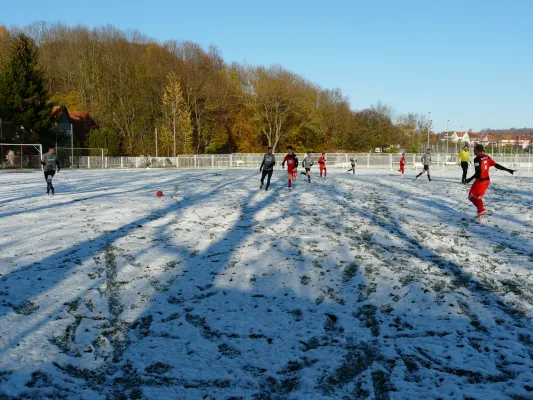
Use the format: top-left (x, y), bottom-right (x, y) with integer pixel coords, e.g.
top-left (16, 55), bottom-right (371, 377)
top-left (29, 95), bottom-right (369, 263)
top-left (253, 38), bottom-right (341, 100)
top-left (0, 33), bottom-right (53, 144)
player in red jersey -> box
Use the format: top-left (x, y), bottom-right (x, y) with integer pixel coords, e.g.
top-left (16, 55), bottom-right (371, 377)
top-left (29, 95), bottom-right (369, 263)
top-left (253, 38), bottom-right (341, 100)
top-left (398, 153), bottom-right (405, 174)
top-left (466, 144), bottom-right (515, 217)
top-left (282, 146), bottom-right (299, 192)
top-left (318, 153), bottom-right (327, 178)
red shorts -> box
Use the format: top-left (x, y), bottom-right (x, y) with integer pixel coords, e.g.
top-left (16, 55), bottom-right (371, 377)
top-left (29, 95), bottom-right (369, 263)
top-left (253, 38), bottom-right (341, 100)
top-left (288, 169), bottom-right (297, 177)
top-left (319, 164), bottom-right (326, 171)
top-left (469, 180), bottom-right (490, 198)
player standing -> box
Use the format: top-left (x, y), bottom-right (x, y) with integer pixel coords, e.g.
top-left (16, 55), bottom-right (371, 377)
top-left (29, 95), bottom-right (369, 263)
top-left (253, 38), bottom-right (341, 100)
top-left (300, 151), bottom-right (314, 183)
top-left (466, 144), bottom-right (515, 218)
top-left (282, 146), bottom-right (298, 192)
top-left (415, 149), bottom-right (432, 181)
top-left (398, 153), bottom-right (405, 175)
top-left (457, 145), bottom-right (471, 184)
top-left (347, 157), bottom-right (357, 174)
top-left (41, 144), bottom-right (61, 195)
top-left (259, 146), bottom-right (276, 191)
top-left (318, 152), bottom-right (327, 178)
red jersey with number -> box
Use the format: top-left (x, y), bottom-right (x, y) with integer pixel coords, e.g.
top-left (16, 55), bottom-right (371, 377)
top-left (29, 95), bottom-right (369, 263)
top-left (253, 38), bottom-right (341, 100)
top-left (283, 154), bottom-right (298, 172)
top-left (474, 153), bottom-right (496, 181)
top-left (400, 156), bottom-right (405, 165)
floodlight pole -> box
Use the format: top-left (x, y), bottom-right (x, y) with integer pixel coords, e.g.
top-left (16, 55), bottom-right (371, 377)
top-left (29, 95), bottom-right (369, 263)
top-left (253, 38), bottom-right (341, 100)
top-left (426, 112), bottom-right (431, 149)
top-left (155, 127), bottom-right (158, 158)
top-left (71, 123), bottom-right (74, 168)
top-left (446, 120), bottom-right (449, 158)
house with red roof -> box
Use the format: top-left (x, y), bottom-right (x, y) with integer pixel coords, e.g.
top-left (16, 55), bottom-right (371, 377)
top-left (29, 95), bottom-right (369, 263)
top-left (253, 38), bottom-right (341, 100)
top-left (51, 106), bottom-right (98, 146)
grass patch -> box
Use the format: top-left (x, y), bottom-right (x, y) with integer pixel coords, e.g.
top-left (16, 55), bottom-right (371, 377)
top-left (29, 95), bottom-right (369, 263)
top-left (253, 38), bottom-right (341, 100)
top-left (342, 262), bottom-right (359, 282)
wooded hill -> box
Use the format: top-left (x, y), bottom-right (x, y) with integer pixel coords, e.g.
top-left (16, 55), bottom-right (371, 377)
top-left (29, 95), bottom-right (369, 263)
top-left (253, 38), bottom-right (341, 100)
top-left (0, 22), bottom-right (515, 156)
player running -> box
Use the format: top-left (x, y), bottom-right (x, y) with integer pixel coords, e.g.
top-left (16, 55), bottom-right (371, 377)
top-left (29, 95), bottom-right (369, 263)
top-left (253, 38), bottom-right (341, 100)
top-left (347, 157), bottom-right (357, 174)
top-left (318, 153), bottom-right (327, 178)
top-left (300, 151), bottom-right (314, 183)
top-left (282, 146), bottom-right (299, 192)
top-left (466, 144), bottom-right (515, 218)
top-left (457, 145), bottom-right (472, 184)
top-left (41, 144), bottom-right (61, 195)
top-left (415, 149), bottom-right (432, 181)
top-left (259, 146), bottom-right (276, 191)
top-left (398, 153), bottom-right (405, 175)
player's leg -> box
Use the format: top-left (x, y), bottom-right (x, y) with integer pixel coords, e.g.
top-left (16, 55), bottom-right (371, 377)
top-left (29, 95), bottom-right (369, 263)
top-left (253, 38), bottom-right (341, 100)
top-left (46, 171), bottom-right (56, 194)
top-left (260, 170), bottom-right (267, 189)
top-left (49, 171), bottom-right (56, 194)
top-left (287, 171), bottom-right (292, 190)
top-left (469, 181), bottom-right (489, 215)
top-left (427, 167), bottom-right (431, 181)
top-left (324, 167), bottom-right (327, 177)
top-left (265, 170), bottom-right (273, 190)
top-left (44, 171), bottom-right (51, 193)
top-left (469, 193), bottom-right (485, 215)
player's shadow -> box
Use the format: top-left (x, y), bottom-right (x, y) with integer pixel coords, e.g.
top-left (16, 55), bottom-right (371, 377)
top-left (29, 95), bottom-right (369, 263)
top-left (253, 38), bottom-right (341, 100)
top-left (2, 171), bottom-right (532, 399)
top-left (354, 173), bottom-right (533, 243)
top-left (0, 170), bottom-right (213, 219)
top-left (324, 174), bottom-right (532, 316)
top-left (0, 170), bottom-right (258, 360)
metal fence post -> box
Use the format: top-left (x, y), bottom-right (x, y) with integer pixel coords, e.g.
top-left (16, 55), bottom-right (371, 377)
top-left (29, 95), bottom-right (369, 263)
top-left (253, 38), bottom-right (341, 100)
top-left (230, 154), bottom-right (233, 168)
top-left (212, 155), bottom-right (215, 168)
top-left (389, 154), bottom-right (392, 171)
top-left (367, 154), bottom-right (370, 168)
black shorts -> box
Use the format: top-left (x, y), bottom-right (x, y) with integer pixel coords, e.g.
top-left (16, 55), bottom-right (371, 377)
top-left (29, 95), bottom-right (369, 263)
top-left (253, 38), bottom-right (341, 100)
top-left (423, 165), bottom-right (429, 171)
top-left (305, 168), bottom-right (311, 173)
top-left (44, 170), bottom-right (55, 180)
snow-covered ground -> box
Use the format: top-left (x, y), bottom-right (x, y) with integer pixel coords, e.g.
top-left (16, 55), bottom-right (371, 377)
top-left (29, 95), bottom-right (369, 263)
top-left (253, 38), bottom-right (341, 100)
top-left (0, 168), bottom-right (532, 400)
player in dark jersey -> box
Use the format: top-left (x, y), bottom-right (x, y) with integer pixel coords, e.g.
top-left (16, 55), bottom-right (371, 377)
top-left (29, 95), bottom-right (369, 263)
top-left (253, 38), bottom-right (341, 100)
top-left (259, 146), bottom-right (276, 191)
top-left (300, 151), bottom-right (314, 183)
top-left (41, 145), bottom-right (61, 195)
top-left (282, 146), bottom-right (299, 192)
top-left (347, 157), bottom-right (357, 174)
top-left (415, 149), bottom-right (431, 181)
top-left (466, 144), bottom-right (515, 217)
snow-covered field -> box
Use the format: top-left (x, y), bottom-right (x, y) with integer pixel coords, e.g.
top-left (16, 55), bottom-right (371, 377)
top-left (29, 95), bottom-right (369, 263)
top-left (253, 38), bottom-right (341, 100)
top-left (1, 168), bottom-right (532, 400)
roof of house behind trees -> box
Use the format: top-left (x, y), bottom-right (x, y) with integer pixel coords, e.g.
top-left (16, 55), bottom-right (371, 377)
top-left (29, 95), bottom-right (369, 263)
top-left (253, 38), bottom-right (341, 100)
top-left (51, 106), bottom-right (98, 144)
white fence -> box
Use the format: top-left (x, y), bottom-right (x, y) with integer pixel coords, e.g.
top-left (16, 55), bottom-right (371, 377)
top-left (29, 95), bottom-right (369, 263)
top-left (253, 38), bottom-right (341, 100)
top-left (61, 153), bottom-right (533, 174)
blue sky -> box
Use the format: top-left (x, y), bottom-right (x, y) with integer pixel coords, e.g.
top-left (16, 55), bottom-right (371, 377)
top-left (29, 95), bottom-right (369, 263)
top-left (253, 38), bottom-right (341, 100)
top-left (3, 0), bottom-right (532, 132)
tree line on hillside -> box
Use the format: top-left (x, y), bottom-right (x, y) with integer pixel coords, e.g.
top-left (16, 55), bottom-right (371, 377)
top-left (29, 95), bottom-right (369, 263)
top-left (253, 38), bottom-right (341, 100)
top-left (0, 22), bottom-right (456, 155)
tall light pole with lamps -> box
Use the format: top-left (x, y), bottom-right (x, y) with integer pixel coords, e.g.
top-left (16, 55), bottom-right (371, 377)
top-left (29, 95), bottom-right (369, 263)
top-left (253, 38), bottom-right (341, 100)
top-left (457, 125), bottom-right (463, 154)
top-left (426, 112), bottom-right (431, 149)
top-left (446, 119), bottom-right (450, 158)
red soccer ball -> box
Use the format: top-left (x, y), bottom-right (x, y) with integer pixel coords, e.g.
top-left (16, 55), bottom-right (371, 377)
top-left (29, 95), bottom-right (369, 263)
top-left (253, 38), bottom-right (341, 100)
top-left (156, 190), bottom-right (163, 197)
